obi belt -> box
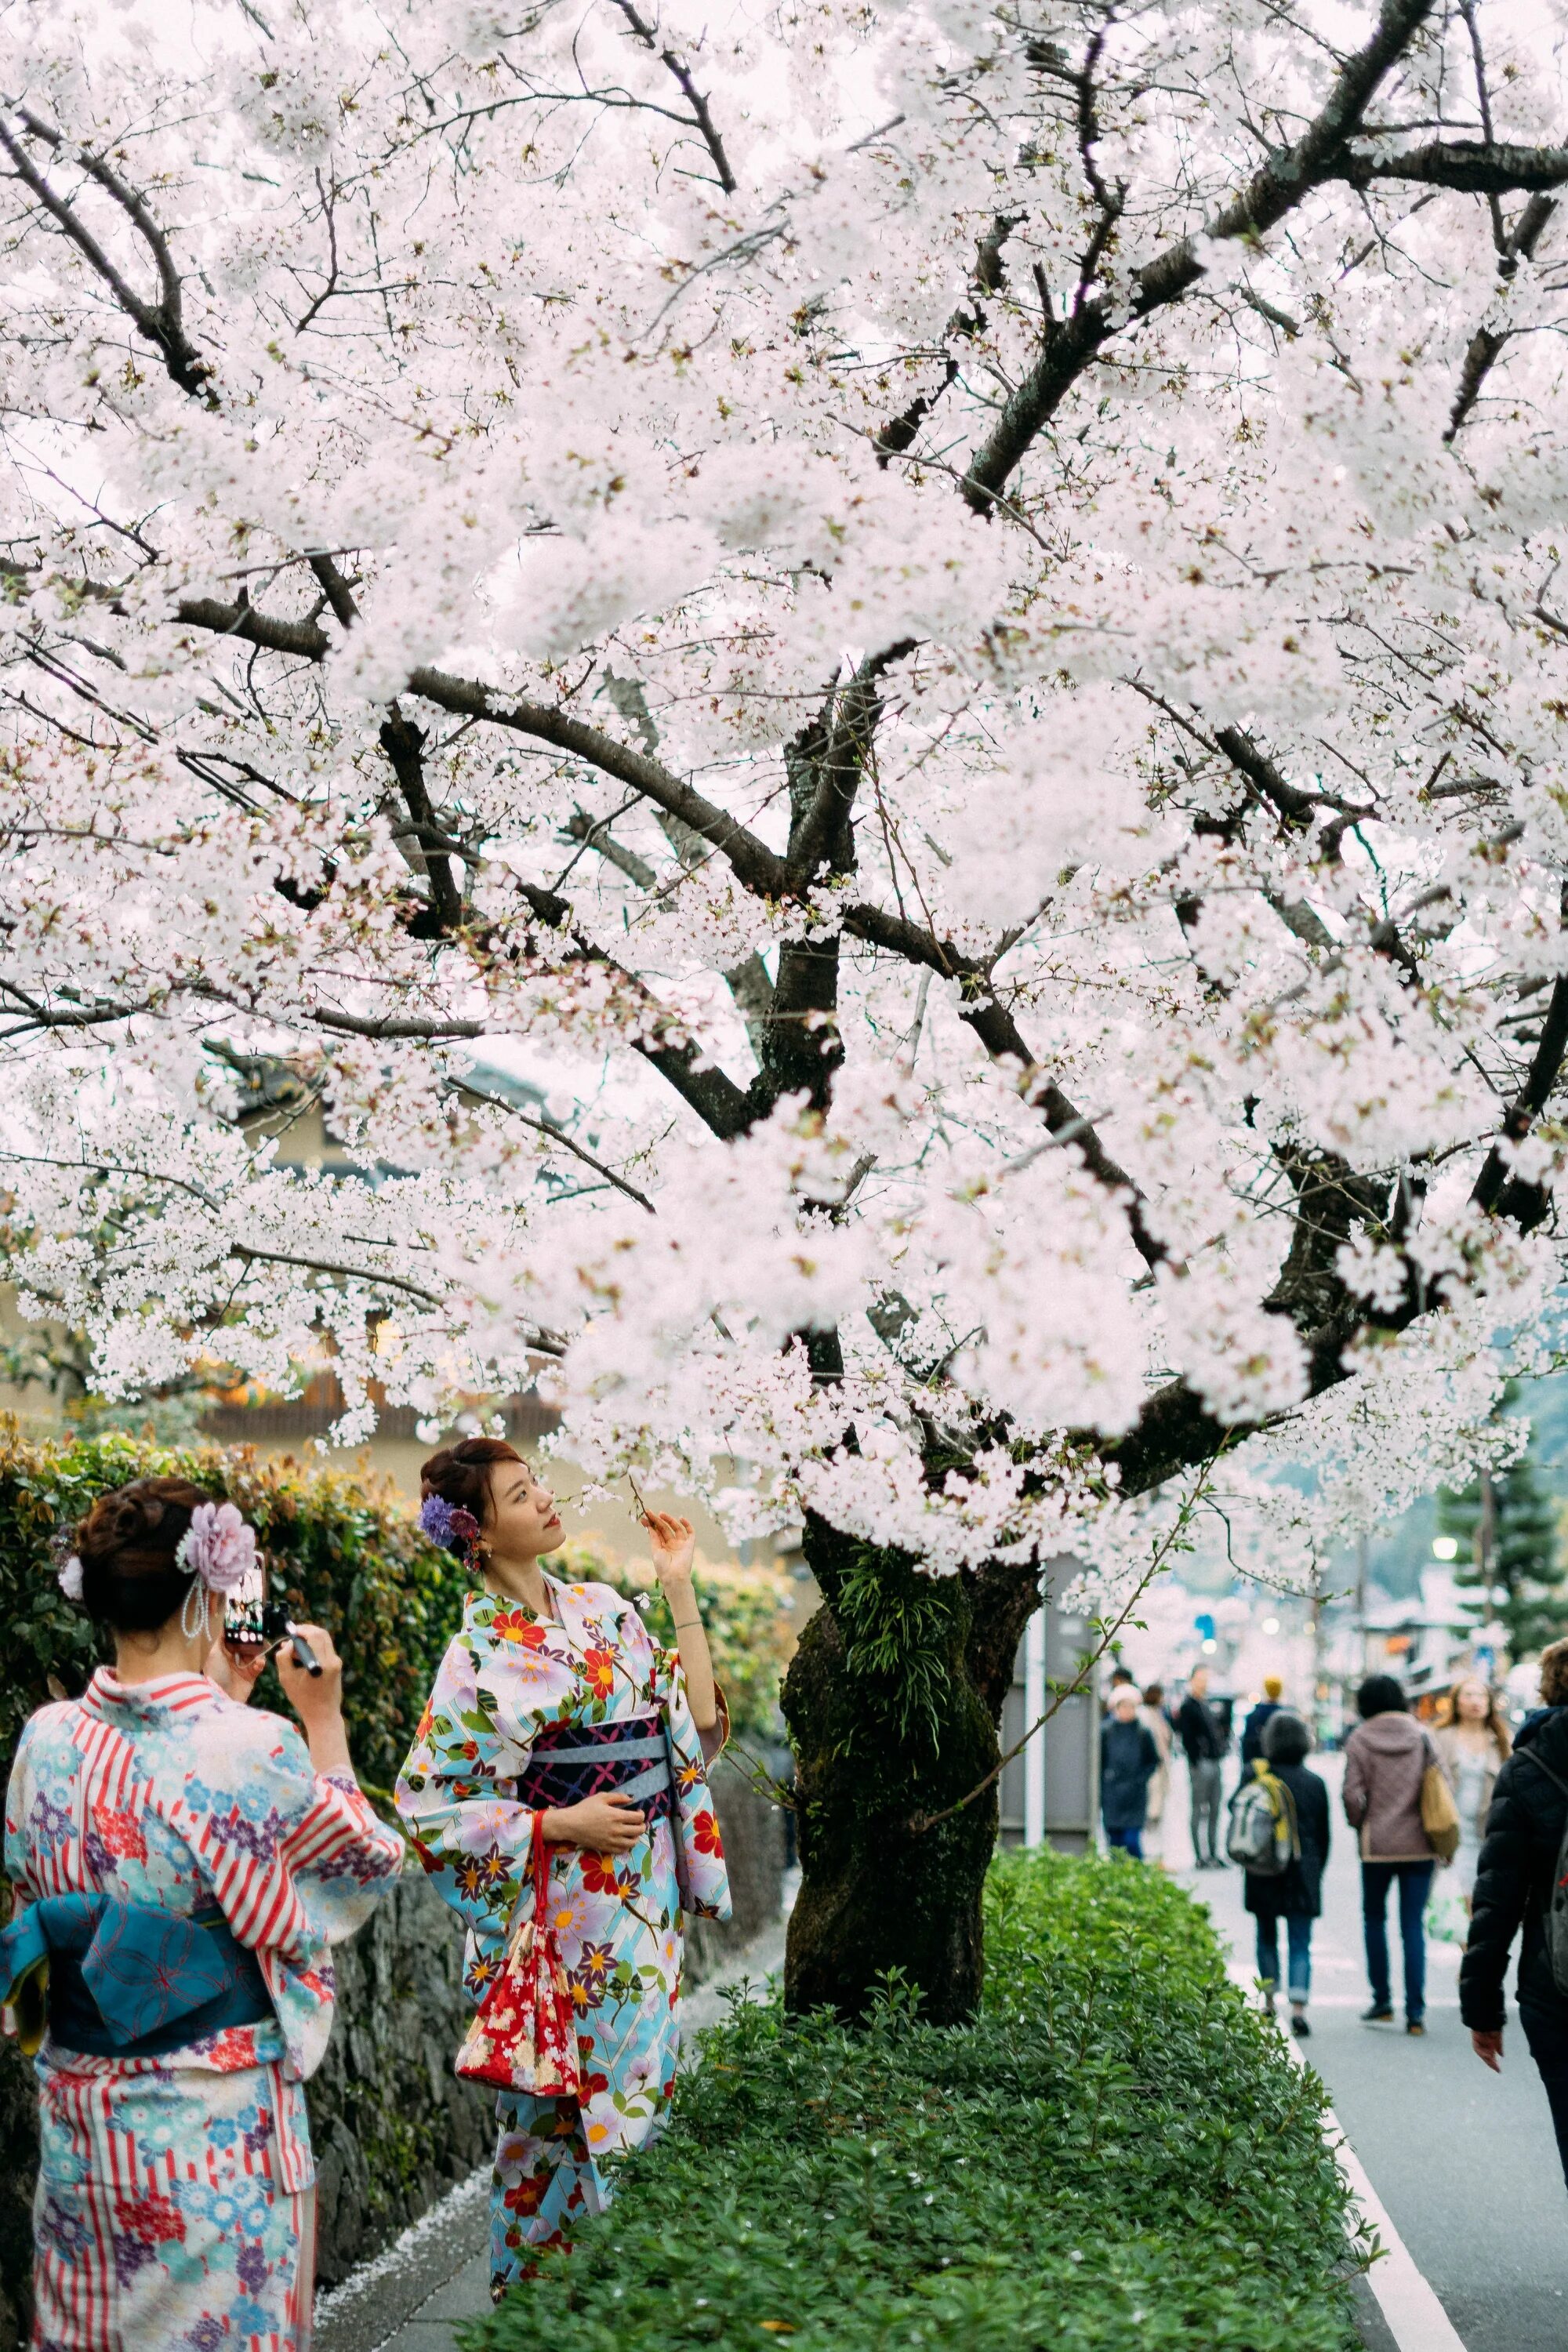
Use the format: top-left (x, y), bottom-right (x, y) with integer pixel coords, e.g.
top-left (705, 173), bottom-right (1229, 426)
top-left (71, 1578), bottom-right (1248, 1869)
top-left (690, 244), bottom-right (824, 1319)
top-left (517, 1711), bottom-right (673, 1826)
top-left (0, 1892), bottom-right (273, 2060)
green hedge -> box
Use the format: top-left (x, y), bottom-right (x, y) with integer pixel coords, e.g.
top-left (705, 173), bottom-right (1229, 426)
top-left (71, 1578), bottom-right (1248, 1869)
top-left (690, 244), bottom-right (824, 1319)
top-left (0, 1425), bottom-right (469, 1809)
top-left (464, 1849), bottom-right (1363, 2352)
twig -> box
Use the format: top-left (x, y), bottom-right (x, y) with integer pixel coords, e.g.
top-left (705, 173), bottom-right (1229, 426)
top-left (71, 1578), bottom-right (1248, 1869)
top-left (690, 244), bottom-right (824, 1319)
top-left (908, 1450), bottom-right (1228, 1835)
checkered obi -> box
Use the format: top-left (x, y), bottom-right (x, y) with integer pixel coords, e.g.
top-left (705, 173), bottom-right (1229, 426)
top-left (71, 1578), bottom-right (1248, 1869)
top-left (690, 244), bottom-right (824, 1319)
top-left (517, 1711), bottom-right (673, 1825)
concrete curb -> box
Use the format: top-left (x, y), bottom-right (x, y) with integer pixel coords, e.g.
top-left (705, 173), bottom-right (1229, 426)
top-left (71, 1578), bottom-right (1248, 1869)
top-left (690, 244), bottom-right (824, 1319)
top-left (1278, 2017), bottom-right (1468, 2352)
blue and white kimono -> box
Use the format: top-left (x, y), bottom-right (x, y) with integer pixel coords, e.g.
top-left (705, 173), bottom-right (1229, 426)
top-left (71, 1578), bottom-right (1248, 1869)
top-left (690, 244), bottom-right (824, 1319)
top-left (395, 1576), bottom-right (730, 2288)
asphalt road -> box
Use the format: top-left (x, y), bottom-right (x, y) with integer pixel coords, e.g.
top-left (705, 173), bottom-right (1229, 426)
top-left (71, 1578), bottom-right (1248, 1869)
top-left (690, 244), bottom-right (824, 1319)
top-left (1167, 1750), bottom-right (1568, 2352)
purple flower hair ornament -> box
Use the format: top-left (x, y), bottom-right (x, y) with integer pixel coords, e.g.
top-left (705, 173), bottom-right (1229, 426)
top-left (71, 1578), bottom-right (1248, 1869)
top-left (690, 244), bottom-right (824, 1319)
top-left (175, 1501), bottom-right (257, 1595)
top-left (419, 1493), bottom-right (482, 1562)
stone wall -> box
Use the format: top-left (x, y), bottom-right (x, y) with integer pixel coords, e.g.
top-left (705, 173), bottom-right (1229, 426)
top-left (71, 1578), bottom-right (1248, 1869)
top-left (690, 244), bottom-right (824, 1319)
top-left (0, 1763), bottom-right (784, 2343)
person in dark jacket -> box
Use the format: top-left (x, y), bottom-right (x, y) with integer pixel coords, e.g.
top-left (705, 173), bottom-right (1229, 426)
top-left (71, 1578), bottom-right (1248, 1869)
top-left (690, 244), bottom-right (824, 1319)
top-left (1177, 1664), bottom-right (1228, 1866)
top-left (1461, 1639), bottom-right (1568, 2187)
top-left (1241, 1675), bottom-right (1286, 1766)
top-left (1243, 1711), bottom-right (1330, 2039)
top-left (1101, 1682), bottom-right (1161, 1859)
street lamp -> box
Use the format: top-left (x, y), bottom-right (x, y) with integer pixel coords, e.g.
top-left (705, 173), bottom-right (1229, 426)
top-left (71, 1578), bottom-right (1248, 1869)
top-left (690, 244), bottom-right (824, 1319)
top-left (1432, 1536), bottom-right (1459, 1562)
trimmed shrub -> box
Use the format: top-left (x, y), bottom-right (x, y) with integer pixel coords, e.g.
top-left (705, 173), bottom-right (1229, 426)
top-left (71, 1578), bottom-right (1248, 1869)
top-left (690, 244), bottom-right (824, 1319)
top-left (464, 1848), bottom-right (1363, 2352)
top-left (0, 1424), bottom-right (469, 1805)
top-left (550, 1536), bottom-right (794, 1743)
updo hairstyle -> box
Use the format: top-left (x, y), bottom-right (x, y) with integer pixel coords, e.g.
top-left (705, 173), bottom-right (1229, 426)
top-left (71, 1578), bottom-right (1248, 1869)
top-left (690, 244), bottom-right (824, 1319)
top-left (420, 1436), bottom-right (528, 1556)
top-left (73, 1476), bottom-right (210, 1635)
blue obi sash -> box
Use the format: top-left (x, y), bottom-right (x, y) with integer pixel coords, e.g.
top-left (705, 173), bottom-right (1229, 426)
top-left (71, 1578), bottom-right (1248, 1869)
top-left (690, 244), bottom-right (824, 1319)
top-left (516, 1711), bottom-right (674, 1825)
top-left (0, 1893), bottom-right (273, 2060)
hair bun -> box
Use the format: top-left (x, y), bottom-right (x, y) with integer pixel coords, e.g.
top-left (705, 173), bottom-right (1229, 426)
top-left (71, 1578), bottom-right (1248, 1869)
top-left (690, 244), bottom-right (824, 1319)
top-left (76, 1476), bottom-right (209, 1570)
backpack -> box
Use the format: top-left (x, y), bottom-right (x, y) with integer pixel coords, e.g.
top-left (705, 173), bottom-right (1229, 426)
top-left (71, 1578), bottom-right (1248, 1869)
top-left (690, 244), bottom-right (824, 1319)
top-left (1226, 1761), bottom-right (1300, 1876)
top-left (1514, 1744), bottom-right (1568, 2000)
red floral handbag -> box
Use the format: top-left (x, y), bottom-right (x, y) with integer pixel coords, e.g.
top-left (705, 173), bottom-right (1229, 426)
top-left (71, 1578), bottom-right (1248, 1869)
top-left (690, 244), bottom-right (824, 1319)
top-left (455, 1812), bottom-right (581, 2097)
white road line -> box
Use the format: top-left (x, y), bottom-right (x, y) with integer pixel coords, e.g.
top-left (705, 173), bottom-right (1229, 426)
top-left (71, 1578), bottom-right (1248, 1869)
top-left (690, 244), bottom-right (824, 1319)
top-left (1279, 2027), bottom-right (1468, 2352)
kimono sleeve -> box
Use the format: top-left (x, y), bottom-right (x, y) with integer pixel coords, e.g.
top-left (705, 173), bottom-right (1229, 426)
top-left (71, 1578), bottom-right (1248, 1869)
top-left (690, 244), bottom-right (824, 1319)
top-left (393, 1639), bottom-right (539, 1947)
top-left (176, 1707), bottom-right (402, 1955)
top-left (619, 1603), bottom-right (732, 1925)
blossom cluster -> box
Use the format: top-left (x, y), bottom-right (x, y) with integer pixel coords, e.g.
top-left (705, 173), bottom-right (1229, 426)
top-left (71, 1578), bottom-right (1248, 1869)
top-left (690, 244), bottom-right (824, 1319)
top-left (1, 0), bottom-right (1566, 1588)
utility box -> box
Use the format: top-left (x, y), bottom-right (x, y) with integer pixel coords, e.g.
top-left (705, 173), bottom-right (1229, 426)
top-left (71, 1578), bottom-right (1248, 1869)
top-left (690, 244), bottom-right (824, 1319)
top-left (997, 1559), bottom-right (1100, 1853)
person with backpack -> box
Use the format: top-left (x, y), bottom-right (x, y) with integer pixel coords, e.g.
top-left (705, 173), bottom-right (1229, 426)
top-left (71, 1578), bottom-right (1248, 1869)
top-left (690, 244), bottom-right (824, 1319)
top-left (1342, 1673), bottom-right (1456, 2037)
top-left (1461, 1639), bottom-right (1568, 2187)
top-left (1232, 1711), bottom-right (1330, 2038)
top-left (1101, 1681), bottom-right (1161, 1858)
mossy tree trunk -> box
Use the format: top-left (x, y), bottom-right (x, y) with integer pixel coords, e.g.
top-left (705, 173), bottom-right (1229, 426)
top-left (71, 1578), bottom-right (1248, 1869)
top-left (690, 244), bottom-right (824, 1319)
top-left (780, 1514), bottom-right (1043, 2025)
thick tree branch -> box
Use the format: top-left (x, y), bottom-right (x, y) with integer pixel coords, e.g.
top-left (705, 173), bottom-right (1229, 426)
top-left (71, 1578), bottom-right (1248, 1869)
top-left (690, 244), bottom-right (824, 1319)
top-left (1446, 192), bottom-right (1558, 440)
top-left (786, 639), bottom-right (916, 888)
top-left (168, 595), bottom-right (793, 899)
top-left (0, 108), bottom-right (214, 401)
top-left (378, 706), bottom-right (464, 933)
top-left (1336, 139), bottom-right (1568, 196)
top-left (1472, 964), bottom-right (1568, 1219)
top-left (963, 0), bottom-right (1438, 511)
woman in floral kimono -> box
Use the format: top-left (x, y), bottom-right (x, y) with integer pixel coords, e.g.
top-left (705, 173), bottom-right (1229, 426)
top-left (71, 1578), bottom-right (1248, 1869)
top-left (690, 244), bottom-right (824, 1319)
top-left (395, 1437), bottom-right (731, 2294)
top-left (2, 1477), bottom-right (402, 2351)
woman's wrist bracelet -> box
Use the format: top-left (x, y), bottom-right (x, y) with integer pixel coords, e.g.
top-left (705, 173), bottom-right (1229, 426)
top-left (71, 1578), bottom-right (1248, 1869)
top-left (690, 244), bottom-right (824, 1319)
top-left (672, 1615), bottom-right (701, 1632)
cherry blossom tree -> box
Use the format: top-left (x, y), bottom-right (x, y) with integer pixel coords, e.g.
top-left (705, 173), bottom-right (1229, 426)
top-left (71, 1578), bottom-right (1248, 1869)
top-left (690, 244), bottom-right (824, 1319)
top-left (4, 0), bottom-right (1568, 2013)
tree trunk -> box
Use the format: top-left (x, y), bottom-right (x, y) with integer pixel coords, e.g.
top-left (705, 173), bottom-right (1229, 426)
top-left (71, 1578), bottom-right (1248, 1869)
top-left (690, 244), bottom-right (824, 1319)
top-left (780, 1518), bottom-right (1040, 2025)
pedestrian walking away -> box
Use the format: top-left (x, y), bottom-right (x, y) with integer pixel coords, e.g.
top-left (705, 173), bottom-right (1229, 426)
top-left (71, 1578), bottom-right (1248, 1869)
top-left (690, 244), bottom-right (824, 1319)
top-left (1238, 1711), bottom-right (1330, 2039)
top-left (1342, 1673), bottom-right (1449, 2034)
top-left (0, 1478), bottom-right (403, 2351)
top-left (1461, 1639), bottom-right (1568, 2191)
top-left (1101, 1684), bottom-right (1161, 1859)
top-left (1139, 1682), bottom-right (1174, 1864)
top-left (1434, 1671), bottom-right (1512, 1907)
top-left (1177, 1664), bottom-right (1228, 1867)
top-left (1240, 1675), bottom-right (1286, 1767)
top-left (396, 1438), bottom-right (731, 2296)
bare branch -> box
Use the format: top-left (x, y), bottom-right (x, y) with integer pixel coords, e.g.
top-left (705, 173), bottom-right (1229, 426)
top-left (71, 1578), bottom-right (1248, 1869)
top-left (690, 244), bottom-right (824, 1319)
top-left (604, 0), bottom-right (739, 193)
top-left (454, 1081), bottom-right (657, 1213)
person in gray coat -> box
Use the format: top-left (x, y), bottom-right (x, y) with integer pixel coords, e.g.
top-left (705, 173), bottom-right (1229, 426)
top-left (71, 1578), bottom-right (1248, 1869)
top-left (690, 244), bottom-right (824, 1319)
top-left (1342, 1674), bottom-right (1441, 2035)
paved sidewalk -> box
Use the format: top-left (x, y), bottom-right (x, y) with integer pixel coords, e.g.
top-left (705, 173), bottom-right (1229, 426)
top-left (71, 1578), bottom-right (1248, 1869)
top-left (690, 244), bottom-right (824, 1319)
top-left (1171, 1751), bottom-right (1568, 2352)
top-left (318, 1915), bottom-right (789, 2352)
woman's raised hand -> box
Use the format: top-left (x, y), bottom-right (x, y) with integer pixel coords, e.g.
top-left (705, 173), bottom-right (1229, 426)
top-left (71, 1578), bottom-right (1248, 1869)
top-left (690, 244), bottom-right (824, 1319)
top-left (643, 1511), bottom-right (696, 1591)
top-left (206, 1635), bottom-right (268, 1704)
top-left (543, 1792), bottom-right (647, 1853)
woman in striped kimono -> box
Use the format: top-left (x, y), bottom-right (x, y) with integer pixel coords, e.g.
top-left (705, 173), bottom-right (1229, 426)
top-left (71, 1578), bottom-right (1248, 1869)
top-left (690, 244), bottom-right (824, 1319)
top-left (2, 1478), bottom-right (402, 2350)
top-left (395, 1438), bottom-right (731, 2296)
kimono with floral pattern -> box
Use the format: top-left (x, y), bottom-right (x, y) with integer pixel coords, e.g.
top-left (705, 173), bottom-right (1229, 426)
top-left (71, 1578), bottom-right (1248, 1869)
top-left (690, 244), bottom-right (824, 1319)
top-left (394, 1577), bottom-right (731, 2285)
top-left (4, 1668), bottom-right (403, 2351)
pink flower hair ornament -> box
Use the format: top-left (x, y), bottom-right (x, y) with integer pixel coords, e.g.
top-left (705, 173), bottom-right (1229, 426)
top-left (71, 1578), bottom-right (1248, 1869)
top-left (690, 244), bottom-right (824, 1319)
top-left (175, 1500), bottom-right (258, 1595)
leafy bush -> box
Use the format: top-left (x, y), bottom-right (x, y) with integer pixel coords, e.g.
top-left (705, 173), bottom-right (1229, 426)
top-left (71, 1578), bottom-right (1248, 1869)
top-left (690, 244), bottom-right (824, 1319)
top-left (464, 1849), bottom-right (1363, 2352)
top-left (551, 1536), bottom-right (794, 1742)
top-left (0, 1423), bottom-right (470, 1809)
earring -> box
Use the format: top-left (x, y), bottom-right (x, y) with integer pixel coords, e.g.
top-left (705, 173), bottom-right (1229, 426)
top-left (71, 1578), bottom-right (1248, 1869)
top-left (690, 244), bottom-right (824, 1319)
top-left (182, 1577), bottom-right (206, 1640)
